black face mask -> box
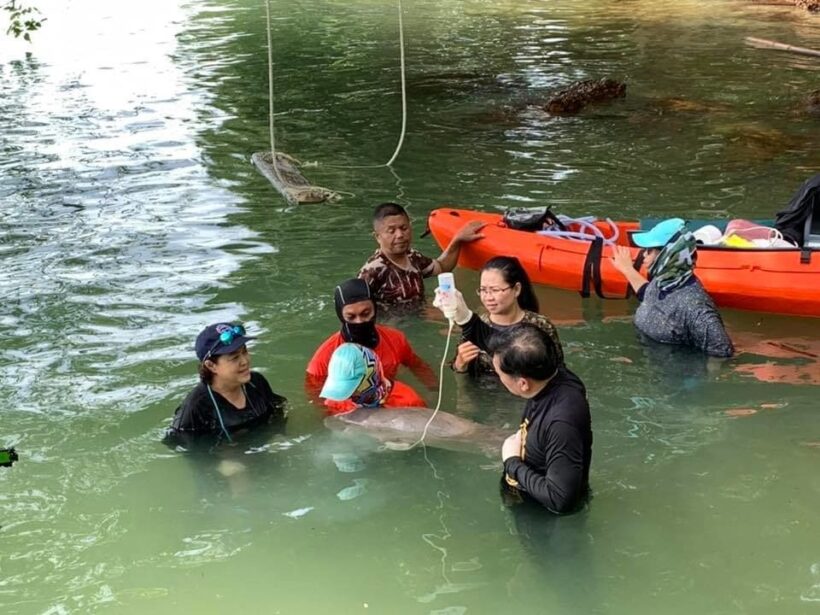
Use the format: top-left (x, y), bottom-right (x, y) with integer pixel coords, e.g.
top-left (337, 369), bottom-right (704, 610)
top-left (341, 320), bottom-right (379, 348)
top-left (334, 279), bottom-right (379, 349)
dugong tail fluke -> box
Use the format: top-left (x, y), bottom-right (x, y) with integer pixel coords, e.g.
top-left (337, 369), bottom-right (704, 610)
top-left (324, 407), bottom-right (507, 458)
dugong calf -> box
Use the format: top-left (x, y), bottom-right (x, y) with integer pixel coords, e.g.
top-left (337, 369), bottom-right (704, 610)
top-left (324, 407), bottom-right (507, 458)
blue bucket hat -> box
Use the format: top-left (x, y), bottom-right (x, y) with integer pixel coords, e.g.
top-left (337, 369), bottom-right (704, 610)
top-left (195, 322), bottom-right (255, 361)
top-left (632, 218), bottom-right (686, 248)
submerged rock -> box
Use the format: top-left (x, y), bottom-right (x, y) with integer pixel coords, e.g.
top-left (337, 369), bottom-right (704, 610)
top-left (717, 122), bottom-right (802, 161)
top-left (650, 97), bottom-right (731, 114)
top-left (795, 0), bottom-right (820, 11)
top-left (545, 78), bottom-right (627, 115)
top-left (805, 90), bottom-right (820, 117)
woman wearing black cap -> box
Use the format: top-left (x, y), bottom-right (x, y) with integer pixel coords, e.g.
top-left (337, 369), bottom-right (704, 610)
top-left (166, 322), bottom-right (286, 444)
top-left (305, 278), bottom-right (437, 400)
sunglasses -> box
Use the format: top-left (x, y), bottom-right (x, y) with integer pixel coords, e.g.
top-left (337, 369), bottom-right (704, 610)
top-left (204, 324), bottom-right (246, 360)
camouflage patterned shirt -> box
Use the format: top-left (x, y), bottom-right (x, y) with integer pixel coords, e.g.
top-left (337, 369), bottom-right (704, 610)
top-left (358, 249), bottom-right (437, 308)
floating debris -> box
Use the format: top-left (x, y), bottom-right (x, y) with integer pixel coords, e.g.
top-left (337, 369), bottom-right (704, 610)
top-left (336, 479), bottom-right (369, 501)
top-left (283, 507), bottom-right (314, 519)
top-left (332, 452), bottom-right (365, 473)
top-left (725, 408), bottom-right (758, 417)
top-left (251, 151), bottom-right (340, 205)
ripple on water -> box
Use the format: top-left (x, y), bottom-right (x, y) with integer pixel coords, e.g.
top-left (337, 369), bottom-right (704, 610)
top-left (1, 5), bottom-right (278, 608)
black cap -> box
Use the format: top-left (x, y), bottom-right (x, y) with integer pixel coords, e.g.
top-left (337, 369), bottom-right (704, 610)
top-left (195, 323), bottom-right (255, 361)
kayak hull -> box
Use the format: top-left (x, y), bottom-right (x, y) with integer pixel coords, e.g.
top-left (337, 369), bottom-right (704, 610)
top-left (428, 208), bottom-right (820, 318)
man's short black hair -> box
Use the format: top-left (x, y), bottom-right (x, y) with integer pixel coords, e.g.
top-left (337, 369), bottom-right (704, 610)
top-left (373, 202), bottom-right (409, 225)
top-left (487, 323), bottom-right (560, 380)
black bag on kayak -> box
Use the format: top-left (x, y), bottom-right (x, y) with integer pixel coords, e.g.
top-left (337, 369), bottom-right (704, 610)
top-left (774, 174), bottom-right (820, 247)
top-left (502, 207), bottom-right (566, 232)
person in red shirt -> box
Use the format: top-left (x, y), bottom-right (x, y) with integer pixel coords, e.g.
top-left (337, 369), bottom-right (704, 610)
top-left (320, 343), bottom-right (427, 415)
top-left (305, 278), bottom-right (437, 401)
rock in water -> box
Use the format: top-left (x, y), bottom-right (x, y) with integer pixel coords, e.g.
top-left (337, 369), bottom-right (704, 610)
top-left (795, 0), bottom-right (820, 11)
top-left (546, 78), bottom-right (627, 115)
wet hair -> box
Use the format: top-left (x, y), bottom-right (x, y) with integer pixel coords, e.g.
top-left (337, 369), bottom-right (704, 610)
top-left (373, 202), bottom-right (409, 226)
top-left (481, 256), bottom-right (539, 312)
top-left (198, 358), bottom-right (217, 384)
top-left (487, 323), bottom-right (559, 380)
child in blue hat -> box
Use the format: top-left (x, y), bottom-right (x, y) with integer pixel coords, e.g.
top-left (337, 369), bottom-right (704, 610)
top-left (320, 343), bottom-right (426, 415)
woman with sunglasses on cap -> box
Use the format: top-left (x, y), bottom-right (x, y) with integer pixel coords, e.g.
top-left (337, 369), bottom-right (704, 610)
top-left (610, 219), bottom-right (734, 357)
top-left (166, 323), bottom-right (286, 444)
top-left (445, 256), bottom-right (564, 377)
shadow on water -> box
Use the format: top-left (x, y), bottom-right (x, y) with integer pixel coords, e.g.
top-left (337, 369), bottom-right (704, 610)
top-left (502, 495), bottom-right (600, 614)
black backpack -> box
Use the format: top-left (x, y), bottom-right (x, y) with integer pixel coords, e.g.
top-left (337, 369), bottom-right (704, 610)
top-left (502, 207), bottom-right (566, 232)
top-left (774, 174), bottom-right (820, 248)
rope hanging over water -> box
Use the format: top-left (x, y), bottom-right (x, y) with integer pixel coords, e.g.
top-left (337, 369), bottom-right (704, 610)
top-left (251, 0), bottom-right (340, 204)
top-left (251, 0), bottom-right (410, 203)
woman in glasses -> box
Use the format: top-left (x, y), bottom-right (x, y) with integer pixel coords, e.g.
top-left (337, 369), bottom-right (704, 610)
top-left (166, 323), bottom-right (286, 444)
top-left (447, 256), bottom-right (563, 377)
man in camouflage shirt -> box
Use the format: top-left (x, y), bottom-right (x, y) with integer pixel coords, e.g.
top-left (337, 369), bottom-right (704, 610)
top-left (358, 202), bottom-right (484, 309)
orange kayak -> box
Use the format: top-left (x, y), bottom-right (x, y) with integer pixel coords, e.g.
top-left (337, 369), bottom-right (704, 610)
top-left (428, 207), bottom-right (820, 318)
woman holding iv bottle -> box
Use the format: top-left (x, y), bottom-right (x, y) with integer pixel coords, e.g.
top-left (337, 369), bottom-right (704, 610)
top-left (434, 257), bottom-right (564, 378)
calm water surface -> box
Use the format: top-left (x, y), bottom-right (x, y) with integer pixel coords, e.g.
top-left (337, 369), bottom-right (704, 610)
top-left (1, 0), bottom-right (819, 612)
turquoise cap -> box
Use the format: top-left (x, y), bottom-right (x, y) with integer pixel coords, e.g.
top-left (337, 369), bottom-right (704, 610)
top-left (632, 218), bottom-right (686, 248)
top-left (320, 343), bottom-right (367, 401)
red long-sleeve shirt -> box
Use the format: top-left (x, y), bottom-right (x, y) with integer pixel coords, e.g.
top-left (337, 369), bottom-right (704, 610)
top-left (306, 325), bottom-right (437, 388)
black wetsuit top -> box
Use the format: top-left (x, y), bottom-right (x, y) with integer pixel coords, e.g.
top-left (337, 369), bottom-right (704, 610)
top-left (166, 371), bottom-right (286, 443)
top-left (503, 367), bottom-right (592, 515)
top-left (459, 312), bottom-right (564, 374)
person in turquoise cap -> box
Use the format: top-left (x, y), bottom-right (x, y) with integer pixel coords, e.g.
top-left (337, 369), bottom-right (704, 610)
top-left (610, 219), bottom-right (734, 357)
top-left (320, 343), bottom-right (427, 415)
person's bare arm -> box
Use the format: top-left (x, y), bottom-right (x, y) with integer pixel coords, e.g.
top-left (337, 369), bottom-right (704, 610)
top-left (610, 245), bottom-right (648, 293)
top-left (434, 221), bottom-right (486, 273)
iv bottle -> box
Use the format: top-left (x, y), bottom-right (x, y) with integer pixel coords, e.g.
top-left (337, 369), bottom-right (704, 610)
top-left (437, 272), bottom-right (457, 317)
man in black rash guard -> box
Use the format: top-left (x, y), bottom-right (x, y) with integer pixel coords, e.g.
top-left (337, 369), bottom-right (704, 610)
top-left (488, 323), bottom-right (592, 515)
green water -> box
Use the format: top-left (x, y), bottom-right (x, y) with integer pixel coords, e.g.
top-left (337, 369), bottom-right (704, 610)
top-left (1, 0), bottom-right (819, 612)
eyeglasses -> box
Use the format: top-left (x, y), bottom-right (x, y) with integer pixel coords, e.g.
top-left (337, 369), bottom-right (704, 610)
top-left (476, 286), bottom-right (512, 296)
top-left (204, 324), bottom-right (246, 360)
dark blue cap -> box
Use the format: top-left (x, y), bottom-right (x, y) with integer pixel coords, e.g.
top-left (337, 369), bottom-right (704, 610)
top-left (195, 323), bottom-right (255, 361)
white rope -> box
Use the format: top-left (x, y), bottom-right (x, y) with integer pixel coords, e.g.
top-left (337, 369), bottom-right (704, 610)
top-left (383, 0), bottom-right (407, 167)
top-left (263, 0), bottom-right (284, 186)
top-left (405, 319), bottom-right (454, 450)
top-left (263, 0), bottom-right (409, 171)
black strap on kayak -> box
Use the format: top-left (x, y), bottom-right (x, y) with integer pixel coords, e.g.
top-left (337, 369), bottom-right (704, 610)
top-left (581, 238), bottom-right (641, 300)
top-left (624, 249), bottom-right (646, 299)
top-left (590, 237), bottom-right (605, 298)
top-left (580, 237), bottom-right (605, 298)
